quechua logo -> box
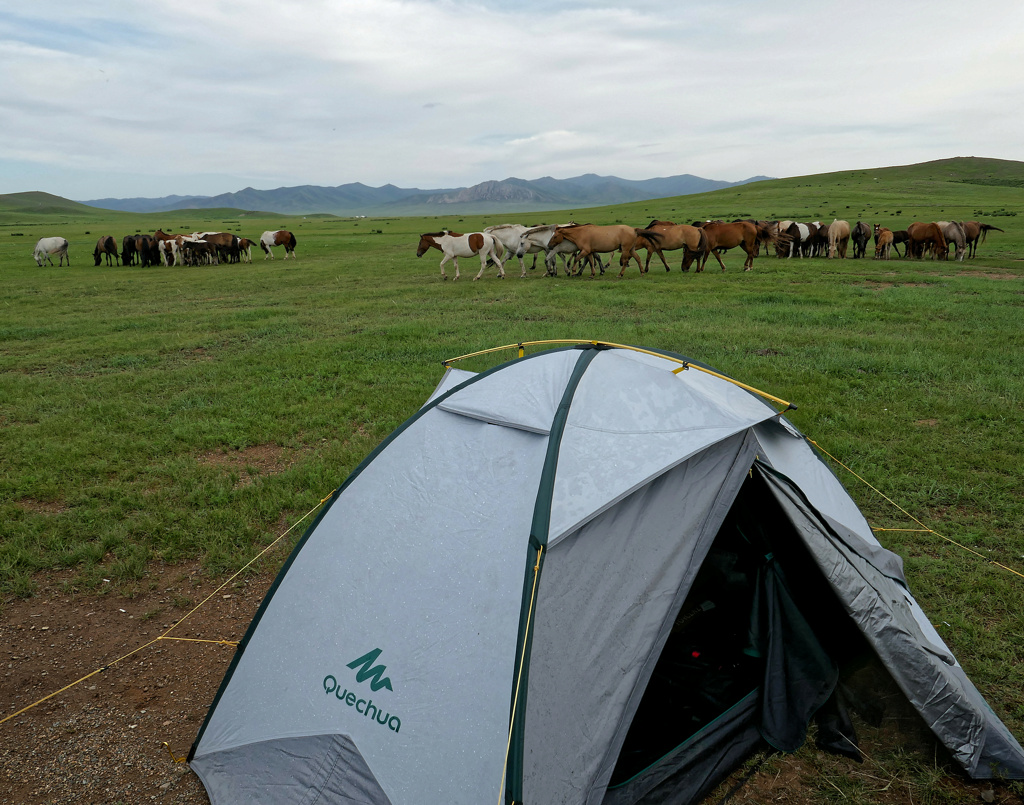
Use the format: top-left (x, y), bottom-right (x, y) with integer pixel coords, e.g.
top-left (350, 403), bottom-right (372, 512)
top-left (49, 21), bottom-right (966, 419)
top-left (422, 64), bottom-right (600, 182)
top-left (346, 648), bottom-right (394, 692)
top-left (322, 648), bottom-right (402, 733)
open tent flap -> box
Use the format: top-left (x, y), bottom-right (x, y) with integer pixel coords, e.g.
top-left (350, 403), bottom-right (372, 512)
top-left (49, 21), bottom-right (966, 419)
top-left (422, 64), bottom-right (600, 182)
top-left (597, 465), bottom-right (875, 805)
top-left (759, 465), bottom-right (1024, 779)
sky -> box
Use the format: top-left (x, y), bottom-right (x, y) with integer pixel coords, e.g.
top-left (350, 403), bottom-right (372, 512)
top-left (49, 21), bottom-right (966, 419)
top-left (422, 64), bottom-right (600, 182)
top-left (2, 0), bottom-right (1022, 202)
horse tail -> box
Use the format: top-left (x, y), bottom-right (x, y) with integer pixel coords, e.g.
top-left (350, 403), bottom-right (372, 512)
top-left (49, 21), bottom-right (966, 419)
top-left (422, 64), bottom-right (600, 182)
top-left (979, 224), bottom-right (1004, 244)
top-left (636, 228), bottom-right (662, 244)
top-left (697, 227), bottom-right (708, 256)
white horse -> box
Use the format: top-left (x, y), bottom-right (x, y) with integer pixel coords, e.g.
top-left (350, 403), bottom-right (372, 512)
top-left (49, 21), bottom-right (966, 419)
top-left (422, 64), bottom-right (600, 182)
top-left (936, 221), bottom-right (967, 262)
top-left (516, 224), bottom-right (605, 277)
top-left (33, 237), bottom-right (70, 266)
top-left (484, 224), bottom-right (541, 278)
top-left (416, 230), bottom-right (504, 280)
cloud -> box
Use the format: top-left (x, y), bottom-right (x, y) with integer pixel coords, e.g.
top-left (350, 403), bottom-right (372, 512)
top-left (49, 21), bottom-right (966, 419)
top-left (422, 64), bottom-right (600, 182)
top-left (1, 0), bottom-right (1023, 199)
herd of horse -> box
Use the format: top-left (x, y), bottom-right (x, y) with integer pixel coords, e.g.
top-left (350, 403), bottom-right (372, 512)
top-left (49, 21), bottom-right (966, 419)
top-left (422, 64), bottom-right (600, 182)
top-left (415, 218), bottom-right (1005, 280)
top-left (30, 230), bottom-right (297, 268)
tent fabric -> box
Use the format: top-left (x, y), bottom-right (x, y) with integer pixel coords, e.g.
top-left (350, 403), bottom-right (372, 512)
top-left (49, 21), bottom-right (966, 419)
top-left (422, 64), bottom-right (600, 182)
top-left (190, 343), bottom-right (1024, 805)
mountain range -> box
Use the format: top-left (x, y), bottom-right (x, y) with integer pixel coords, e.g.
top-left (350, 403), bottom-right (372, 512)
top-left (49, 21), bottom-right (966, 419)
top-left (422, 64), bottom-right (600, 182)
top-left (81, 173), bottom-right (771, 217)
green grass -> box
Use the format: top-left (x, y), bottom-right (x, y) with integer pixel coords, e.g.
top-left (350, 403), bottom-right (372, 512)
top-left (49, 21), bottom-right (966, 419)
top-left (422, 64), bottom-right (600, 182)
top-left (1, 157), bottom-right (1023, 800)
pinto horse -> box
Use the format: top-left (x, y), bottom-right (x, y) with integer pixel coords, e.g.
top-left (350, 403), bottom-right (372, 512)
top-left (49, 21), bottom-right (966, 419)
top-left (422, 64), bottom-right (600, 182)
top-left (92, 236), bottom-right (120, 266)
top-left (33, 236), bottom-right (70, 266)
top-left (637, 220), bottom-right (708, 272)
top-left (416, 230), bottom-right (504, 280)
top-left (699, 221), bottom-right (779, 271)
top-left (547, 224), bottom-right (651, 278)
top-left (260, 230), bottom-right (297, 260)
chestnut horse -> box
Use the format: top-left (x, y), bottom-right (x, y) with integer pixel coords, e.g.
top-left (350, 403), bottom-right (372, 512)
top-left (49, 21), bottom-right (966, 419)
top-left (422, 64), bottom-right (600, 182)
top-left (260, 230), bottom-right (297, 260)
top-left (961, 221), bottom-right (1004, 258)
top-left (906, 222), bottom-right (946, 259)
top-left (874, 227), bottom-right (894, 260)
top-left (699, 221), bottom-right (780, 271)
top-left (547, 224), bottom-right (652, 278)
top-left (636, 220), bottom-right (708, 272)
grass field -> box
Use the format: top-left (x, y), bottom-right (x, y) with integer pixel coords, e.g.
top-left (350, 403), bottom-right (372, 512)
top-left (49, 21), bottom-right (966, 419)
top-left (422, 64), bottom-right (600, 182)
top-left (2, 156), bottom-right (1023, 802)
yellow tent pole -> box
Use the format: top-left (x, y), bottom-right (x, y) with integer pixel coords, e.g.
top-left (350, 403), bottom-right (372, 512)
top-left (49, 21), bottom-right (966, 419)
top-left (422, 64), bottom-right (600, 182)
top-left (445, 340), bottom-right (795, 411)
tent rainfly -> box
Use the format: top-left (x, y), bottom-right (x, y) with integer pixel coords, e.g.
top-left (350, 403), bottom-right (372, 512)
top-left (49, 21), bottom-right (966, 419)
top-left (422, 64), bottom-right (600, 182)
top-left (189, 343), bottom-right (1024, 804)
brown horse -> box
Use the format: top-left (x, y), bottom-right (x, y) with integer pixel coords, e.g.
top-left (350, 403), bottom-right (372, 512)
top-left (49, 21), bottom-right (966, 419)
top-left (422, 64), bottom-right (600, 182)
top-left (547, 224), bottom-right (652, 278)
top-left (699, 221), bottom-right (780, 271)
top-left (961, 221), bottom-right (1004, 258)
top-left (636, 220), bottom-right (708, 272)
top-left (92, 235), bottom-right (120, 266)
top-left (906, 222), bottom-right (946, 259)
top-left (851, 222), bottom-right (871, 258)
top-left (874, 227), bottom-right (894, 259)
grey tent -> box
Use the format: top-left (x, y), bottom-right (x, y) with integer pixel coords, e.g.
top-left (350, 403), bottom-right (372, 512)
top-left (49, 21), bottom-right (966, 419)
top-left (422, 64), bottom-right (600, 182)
top-left (189, 343), bottom-right (1024, 804)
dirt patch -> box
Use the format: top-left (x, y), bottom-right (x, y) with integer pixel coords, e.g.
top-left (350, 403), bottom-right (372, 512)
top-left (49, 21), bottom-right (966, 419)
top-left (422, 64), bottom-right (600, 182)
top-left (914, 419), bottom-right (940, 427)
top-left (3, 561), bottom-right (1022, 805)
top-left (0, 561), bottom-right (283, 804)
top-left (197, 444), bottom-right (301, 488)
top-left (15, 498), bottom-right (68, 515)
top-left (958, 271), bottom-right (1019, 280)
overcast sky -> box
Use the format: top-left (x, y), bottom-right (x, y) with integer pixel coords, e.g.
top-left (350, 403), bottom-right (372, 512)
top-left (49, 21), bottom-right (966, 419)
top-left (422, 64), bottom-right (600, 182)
top-left (2, 0), bottom-right (1022, 201)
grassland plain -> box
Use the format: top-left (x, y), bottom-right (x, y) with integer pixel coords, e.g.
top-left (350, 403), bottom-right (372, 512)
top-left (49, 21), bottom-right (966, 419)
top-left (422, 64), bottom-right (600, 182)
top-left (1, 157), bottom-right (1023, 803)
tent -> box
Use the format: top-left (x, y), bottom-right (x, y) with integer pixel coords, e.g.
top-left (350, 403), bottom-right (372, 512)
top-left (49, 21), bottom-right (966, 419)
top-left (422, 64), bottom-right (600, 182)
top-left (188, 342), bottom-right (1024, 804)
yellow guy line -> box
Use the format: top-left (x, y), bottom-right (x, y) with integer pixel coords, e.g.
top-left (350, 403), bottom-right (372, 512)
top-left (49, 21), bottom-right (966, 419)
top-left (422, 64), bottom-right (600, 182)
top-left (445, 340), bottom-right (795, 411)
top-left (498, 544), bottom-right (543, 805)
top-left (0, 493), bottom-right (333, 728)
top-left (809, 440), bottom-right (1024, 581)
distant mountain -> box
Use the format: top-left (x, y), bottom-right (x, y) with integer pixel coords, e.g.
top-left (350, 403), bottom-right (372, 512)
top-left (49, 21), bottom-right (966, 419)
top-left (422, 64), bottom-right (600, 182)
top-left (80, 174), bottom-right (771, 216)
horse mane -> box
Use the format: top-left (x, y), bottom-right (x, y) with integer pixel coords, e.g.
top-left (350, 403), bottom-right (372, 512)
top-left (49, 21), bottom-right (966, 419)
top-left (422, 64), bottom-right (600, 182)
top-left (421, 231), bottom-right (448, 238)
top-left (644, 220), bottom-right (675, 229)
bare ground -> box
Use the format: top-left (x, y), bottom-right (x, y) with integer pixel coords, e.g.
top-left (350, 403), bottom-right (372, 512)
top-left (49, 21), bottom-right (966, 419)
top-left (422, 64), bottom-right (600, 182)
top-left (2, 561), bottom-right (1021, 805)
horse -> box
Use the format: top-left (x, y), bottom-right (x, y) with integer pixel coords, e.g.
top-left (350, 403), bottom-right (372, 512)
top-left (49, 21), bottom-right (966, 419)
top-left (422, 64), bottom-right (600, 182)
top-left (851, 222), bottom-right (871, 258)
top-left (890, 230), bottom-right (909, 258)
top-left (260, 230), bottom-right (297, 260)
top-left (122, 235), bottom-right (137, 266)
top-left (827, 220), bottom-right (851, 258)
top-left (514, 223), bottom-right (586, 276)
top-left (546, 224), bottom-right (650, 278)
top-left (906, 222), bottom-right (946, 259)
top-left (238, 238), bottom-right (255, 263)
top-left (961, 221), bottom-right (1004, 258)
top-left (92, 236), bottom-right (120, 266)
top-left (700, 221), bottom-right (780, 271)
top-left (416, 230), bottom-right (505, 280)
top-left (198, 232), bottom-right (239, 263)
top-left (33, 237), bottom-right (70, 267)
top-left (636, 220), bottom-right (708, 272)
top-left (134, 235), bottom-right (160, 267)
top-left (936, 221), bottom-right (967, 262)
top-left (874, 227), bottom-right (894, 260)
top-left (484, 224), bottom-right (539, 278)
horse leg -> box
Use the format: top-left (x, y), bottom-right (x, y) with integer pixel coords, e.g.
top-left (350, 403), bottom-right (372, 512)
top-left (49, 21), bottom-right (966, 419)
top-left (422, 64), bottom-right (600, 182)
top-left (710, 248), bottom-right (728, 272)
top-left (743, 243), bottom-right (755, 271)
top-left (473, 254), bottom-right (487, 281)
top-left (438, 254), bottom-right (450, 280)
